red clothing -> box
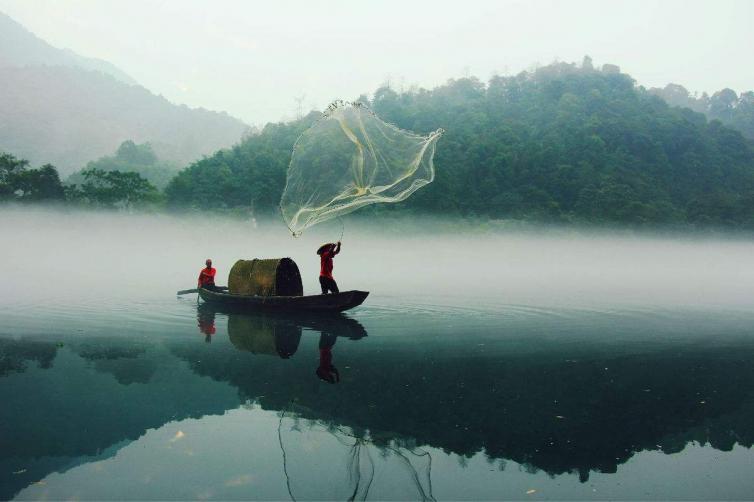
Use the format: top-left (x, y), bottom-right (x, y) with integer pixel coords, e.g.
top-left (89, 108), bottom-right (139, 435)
top-left (198, 267), bottom-right (216, 287)
top-left (198, 319), bottom-right (216, 335)
top-left (319, 347), bottom-right (333, 368)
top-left (320, 251), bottom-right (334, 278)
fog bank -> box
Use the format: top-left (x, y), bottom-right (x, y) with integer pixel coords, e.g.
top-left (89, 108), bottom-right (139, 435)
top-left (4, 207), bottom-right (754, 313)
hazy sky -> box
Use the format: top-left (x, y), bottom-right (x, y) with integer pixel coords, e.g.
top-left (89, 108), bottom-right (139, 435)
top-left (1, 0), bottom-right (752, 125)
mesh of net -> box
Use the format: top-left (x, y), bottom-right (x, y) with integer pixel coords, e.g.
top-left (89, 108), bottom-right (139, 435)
top-left (280, 101), bottom-right (444, 236)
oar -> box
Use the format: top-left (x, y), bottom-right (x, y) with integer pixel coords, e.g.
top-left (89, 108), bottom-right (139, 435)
top-left (177, 286), bottom-right (228, 295)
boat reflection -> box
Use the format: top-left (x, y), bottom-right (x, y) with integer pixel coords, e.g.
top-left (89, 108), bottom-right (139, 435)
top-left (5, 315), bottom-right (754, 499)
top-left (174, 324), bottom-right (754, 484)
top-left (197, 302), bottom-right (367, 364)
top-left (227, 311), bottom-right (302, 358)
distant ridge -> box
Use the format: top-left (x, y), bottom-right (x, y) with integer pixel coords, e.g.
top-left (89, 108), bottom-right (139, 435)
top-left (0, 12), bottom-right (136, 85)
top-left (0, 12), bottom-right (249, 175)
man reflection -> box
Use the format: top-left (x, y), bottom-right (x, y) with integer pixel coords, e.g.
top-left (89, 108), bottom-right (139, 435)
top-left (197, 308), bottom-right (216, 343)
top-left (316, 333), bottom-right (340, 384)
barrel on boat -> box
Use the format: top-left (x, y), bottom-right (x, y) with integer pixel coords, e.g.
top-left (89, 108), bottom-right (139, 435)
top-left (227, 258), bottom-right (303, 297)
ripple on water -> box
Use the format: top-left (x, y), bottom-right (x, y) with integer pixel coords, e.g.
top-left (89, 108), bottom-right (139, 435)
top-left (3, 292), bottom-right (754, 342)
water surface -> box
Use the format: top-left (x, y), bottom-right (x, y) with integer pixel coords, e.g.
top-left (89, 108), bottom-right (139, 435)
top-left (2, 209), bottom-right (754, 500)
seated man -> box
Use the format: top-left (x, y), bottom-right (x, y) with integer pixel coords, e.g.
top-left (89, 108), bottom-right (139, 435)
top-left (317, 241), bottom-right (341, 294)
top-left (198, 259), bottom-right (218, 291)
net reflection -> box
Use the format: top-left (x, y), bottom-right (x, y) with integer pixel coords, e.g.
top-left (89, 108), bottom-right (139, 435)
top-left (174, 321), bottom-right (754, 484)
top-left (3, 311), bottom-right (754, 500)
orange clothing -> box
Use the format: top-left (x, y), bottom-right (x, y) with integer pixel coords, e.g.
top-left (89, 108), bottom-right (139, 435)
top-left (198, 319), bottom-right (216, 335)
top-left (198, 267), bottom-right (216, 287)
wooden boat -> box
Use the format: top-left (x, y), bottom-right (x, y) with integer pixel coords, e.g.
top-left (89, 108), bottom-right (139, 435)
top-left (198, 287), bottom-right (369, 313)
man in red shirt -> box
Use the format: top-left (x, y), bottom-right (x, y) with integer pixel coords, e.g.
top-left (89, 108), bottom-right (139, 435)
top-left (317, 241), bottom-right (341, 294)
top-left (198, 259), bottom-right (217, 291)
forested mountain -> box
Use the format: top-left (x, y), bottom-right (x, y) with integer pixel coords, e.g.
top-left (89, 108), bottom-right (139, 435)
top-left (0, 12), bottom-right (249, 176)
top-left (649, 84), bottom-right (754, 140)
top-left (166, 61), bottom-right (754, 228)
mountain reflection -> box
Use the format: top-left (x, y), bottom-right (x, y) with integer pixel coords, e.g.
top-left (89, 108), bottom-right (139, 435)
top-left (0, 338), bottom-right (57, 376)
top-left (2, 315), bottom-right (754, 499)
top-left (173, 327), bottom-right (754, 482)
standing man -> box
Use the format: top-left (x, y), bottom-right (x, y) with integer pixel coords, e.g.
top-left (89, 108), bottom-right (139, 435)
top-left (317, 241), bottom-right (341, 294)
top-left (198, 259), bottom-right (217, 291)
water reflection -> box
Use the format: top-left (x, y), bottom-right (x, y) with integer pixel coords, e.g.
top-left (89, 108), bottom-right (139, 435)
top-left (72, 338), bottom-right (156, 385)
top-left (226, 310), bottom-right (303, 358)
top-left (197, 305), bottom-right (216, 342)
top-left (316, 332), bottom-right (339, 383)
top-left (0, 338), bottom-right (58, 376)
top-left (199, 302), bottom-right (367, 361)
top-left (172, 325), bottom-right (754, 483)
top-left (3, 310), bottom-right (754, 499)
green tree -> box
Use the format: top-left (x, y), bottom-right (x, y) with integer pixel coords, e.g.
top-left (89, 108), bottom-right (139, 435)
top-left (0, 152), bottom-right (65, 202)
top-left (67, 140), bottom-right (179, 190)
top-left (165, 61), bottom-right (754, 228)
top-left (0, 152), bottom-right (29, 200)
top-left (15, 165), bottom-right (65, 201)
top-left (68, 168), bottom-right (160, 208)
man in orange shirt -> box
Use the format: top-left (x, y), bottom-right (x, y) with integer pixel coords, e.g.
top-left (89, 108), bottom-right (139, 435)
top-left (317, 241), bottom-right (341, 294)
top-left (198, 259), bottom-right (218, 291)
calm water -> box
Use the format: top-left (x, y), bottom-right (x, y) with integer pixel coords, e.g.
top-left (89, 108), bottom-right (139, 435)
top-left (2, 209), bottom-right (754, 500)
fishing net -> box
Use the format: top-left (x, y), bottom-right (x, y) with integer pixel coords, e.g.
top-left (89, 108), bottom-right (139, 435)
top-left (280, 101), bottom-right (444, 236)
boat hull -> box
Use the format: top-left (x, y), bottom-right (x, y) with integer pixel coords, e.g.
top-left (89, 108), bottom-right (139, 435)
top-left (197, 288), bottom-right (369, 313)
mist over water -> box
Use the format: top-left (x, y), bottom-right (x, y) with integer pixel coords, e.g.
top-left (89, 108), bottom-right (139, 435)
top-left (3, 207), bottom-right (754, 500)
top-left (5, 206), bottom-right (754, 315)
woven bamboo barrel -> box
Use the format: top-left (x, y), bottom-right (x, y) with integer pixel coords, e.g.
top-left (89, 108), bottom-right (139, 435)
top-left (227, 258), bottom-right (303, 297)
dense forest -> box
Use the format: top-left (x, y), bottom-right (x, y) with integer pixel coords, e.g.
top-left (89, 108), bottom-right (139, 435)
top-left (4, 58), bottom-right (754, 229)
top-left (0, 151), bottom-right (159, 209)
top-left (165, 60), bottom-right (754, 228)
top-left (649, 84), bottom-right (754, 140)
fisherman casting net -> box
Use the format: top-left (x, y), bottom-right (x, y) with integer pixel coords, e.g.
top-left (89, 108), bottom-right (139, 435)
top-left (280, 101), bottom-right (444, 236)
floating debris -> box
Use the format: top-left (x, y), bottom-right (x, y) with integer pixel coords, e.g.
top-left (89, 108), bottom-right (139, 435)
top-left (169, 430), bottom-right (186, 443)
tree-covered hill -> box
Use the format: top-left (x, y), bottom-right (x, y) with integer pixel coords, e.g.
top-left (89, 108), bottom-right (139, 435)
top-left (67, 140), bottom-right (180, 190)
top-left (649, 84), bottom-right (754, 141)
top-left (166, 61), bottom-right (754, 228)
